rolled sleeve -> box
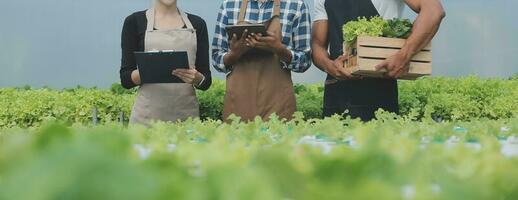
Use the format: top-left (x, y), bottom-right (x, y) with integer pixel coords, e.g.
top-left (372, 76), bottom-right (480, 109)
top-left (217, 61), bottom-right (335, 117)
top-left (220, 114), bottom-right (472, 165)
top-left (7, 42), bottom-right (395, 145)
top-left (211, 3), bottom-right (231, 74)
top-left (285, 2), bottom-right (312, 73)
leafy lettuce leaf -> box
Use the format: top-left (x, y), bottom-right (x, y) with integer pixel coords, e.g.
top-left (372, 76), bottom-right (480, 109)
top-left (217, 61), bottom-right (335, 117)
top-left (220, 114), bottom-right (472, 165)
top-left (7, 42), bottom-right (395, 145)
top-left (343, 16), bottom-right (413, 47)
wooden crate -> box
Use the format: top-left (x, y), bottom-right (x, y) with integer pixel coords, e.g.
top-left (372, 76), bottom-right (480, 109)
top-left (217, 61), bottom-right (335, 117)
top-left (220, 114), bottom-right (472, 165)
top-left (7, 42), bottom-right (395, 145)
top-left (344, 36), bottom-right (432, 80)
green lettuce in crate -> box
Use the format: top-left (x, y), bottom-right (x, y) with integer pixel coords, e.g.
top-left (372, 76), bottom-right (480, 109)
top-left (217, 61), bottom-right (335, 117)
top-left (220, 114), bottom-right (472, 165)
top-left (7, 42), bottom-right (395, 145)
top-left (343, 16), bottom-right (387, 47)
top-left (384, 18), bottom-right (413, 38)
top-left (343, 16), bottom-right (413, 47)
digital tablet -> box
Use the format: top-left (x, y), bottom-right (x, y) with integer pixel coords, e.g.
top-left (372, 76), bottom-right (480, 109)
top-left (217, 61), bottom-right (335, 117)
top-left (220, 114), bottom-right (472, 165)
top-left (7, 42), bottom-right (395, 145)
top-left (226, 24), bottom-right (267, 40)
top-left (134, 51), bottom-right (189, 84)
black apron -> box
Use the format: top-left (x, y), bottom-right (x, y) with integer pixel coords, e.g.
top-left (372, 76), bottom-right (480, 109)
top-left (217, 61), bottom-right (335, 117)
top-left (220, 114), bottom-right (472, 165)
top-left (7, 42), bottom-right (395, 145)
top-left (323, 0), bottom-right (399, 121)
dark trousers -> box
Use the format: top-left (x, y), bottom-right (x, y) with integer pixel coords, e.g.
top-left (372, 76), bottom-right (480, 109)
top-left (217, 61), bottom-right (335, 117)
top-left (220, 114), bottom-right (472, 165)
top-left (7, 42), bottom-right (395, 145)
top-left (323, 78), bottom-right (399, 121)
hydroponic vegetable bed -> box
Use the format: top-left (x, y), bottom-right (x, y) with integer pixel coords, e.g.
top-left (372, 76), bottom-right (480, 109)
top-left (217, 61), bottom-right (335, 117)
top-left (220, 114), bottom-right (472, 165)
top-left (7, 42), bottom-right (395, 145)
top-left (1, 114), bottom-right (517, 200)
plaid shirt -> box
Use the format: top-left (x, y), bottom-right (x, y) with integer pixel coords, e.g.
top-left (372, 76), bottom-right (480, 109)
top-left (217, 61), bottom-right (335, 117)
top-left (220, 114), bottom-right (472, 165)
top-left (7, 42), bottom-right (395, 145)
top-left (212, 0), bottom-right (312, 73)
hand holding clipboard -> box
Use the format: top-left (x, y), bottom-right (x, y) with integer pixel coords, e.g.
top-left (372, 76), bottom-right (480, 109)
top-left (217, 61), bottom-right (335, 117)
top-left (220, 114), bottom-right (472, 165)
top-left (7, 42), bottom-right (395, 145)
top-left (134, 51), bottom-right (189, 84)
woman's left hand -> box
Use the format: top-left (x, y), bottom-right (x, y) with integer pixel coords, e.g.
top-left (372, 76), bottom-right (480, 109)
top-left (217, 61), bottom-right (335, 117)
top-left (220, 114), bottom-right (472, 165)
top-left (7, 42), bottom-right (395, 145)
top-left (172, 68), bottom-right (204, 85)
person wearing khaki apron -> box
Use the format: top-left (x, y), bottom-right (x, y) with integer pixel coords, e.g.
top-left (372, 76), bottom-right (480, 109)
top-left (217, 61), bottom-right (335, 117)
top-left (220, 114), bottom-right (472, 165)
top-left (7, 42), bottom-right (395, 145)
top-left (212, 0), bottom-right (312, 122)
top-left (119, 2), bottom-right (212, 125)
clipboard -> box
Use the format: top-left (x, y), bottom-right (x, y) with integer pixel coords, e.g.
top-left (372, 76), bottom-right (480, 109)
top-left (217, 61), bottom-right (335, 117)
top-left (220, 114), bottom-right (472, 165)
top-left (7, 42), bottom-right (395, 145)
top-left (134, 51), bottom-right (189, 84)
top-left (226, 24), bottom-right (267, 40)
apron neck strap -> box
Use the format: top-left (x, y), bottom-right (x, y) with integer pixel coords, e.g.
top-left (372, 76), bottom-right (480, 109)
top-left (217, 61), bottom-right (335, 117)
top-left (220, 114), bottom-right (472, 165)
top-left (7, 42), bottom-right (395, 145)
top-left (146, 9), bottom-right (155, 31)
top-left (238, 0), bottom-right (249, 23)
top-left (145, 7), bottom-right (194, 31)
top-left (273, 0), bottom-right (280, 17)
top-left (238, 0), bottom-right (281, 23)
top-left (179, 10), bottom-right (194, 29)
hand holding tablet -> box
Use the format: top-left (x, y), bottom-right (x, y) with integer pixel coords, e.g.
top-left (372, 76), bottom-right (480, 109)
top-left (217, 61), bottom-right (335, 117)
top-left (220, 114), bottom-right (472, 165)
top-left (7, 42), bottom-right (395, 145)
top-left (226, 24), bottom-right (267, 40)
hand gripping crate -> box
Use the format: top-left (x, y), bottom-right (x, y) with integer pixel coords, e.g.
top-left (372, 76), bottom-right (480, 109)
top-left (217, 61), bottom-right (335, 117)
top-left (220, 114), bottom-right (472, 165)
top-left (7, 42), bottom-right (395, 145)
top-left (344, 36), bottom-right (432, 80)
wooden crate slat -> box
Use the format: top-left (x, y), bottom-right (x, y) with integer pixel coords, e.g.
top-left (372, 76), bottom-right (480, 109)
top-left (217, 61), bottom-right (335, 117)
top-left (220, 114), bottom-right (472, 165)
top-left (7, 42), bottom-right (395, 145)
top-left (350, 67), bottom-right (429, 80)
top-left (349, 68), bottom-right (384, 77)
top-left (346, 54), bottom-right (358, 67)
top-left (343, 36), bottom-right (433, 80)
top-left (357, 36), bottom-right (432, 51)
top-left (357, 58), bottom-right (432, 74)
top-left (347, 58), bottom-right (431, 78)
top-left (399, 74), bottom-right (424, 80)
top-left (357, 46), bottom-right (432, 62)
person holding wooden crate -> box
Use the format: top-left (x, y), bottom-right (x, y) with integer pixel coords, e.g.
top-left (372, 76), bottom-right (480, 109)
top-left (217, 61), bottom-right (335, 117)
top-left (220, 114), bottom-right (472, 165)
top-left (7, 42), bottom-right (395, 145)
top-left (311, 0), bottom-right (445, 121)
top-left (212, 0), bottom-right (312, 122)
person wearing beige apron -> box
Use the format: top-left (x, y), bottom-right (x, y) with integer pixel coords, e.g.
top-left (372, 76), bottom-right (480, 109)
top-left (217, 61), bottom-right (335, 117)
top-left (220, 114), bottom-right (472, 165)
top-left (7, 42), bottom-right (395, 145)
top-left (212, 0), bottom-right (312, 122)
top-left (119, 0), bottom-right (212, 125)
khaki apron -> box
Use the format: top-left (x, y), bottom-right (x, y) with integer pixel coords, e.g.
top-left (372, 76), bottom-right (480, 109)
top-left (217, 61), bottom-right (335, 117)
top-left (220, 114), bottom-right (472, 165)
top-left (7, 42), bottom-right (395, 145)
top-left (129, 8), bottom-right (199, 125)
top-left (223, 0), bottom-right (297, 122)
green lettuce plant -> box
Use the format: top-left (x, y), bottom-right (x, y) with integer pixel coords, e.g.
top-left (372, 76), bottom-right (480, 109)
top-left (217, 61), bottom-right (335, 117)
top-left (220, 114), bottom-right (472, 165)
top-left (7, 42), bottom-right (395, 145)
top-left (343, 16), bottom-right (414, 47)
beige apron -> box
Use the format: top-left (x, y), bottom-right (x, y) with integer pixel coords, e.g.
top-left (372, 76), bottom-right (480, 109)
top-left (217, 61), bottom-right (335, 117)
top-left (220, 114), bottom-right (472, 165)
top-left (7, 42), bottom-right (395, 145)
top-left (129, 8), bottom-right (199, 125)
top-left (223, 0), bottom-right (297, 122)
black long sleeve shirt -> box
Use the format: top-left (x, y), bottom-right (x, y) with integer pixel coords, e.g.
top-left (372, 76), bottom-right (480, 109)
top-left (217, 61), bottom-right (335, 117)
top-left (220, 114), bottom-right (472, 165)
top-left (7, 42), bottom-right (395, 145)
top-left (119, 10), bottom-right (212, 90)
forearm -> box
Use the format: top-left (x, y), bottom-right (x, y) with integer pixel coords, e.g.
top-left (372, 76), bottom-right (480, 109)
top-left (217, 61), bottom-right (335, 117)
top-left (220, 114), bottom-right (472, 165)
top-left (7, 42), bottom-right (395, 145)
top-left (312, 45), bottom-right (334, 72)
top-left (400, 2), bottom-right (445, 58)
top-left (195, 73), bottom-right (211, 91)
top-left (274, 45), bottom-right (293, 64)
top-left (223, 50), bottom-right (244, 67)
top-left (311, 21), bottom-right (333, 73)
top-left (195, 60), bottom-right (212, 90)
